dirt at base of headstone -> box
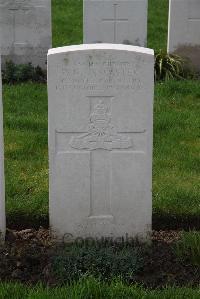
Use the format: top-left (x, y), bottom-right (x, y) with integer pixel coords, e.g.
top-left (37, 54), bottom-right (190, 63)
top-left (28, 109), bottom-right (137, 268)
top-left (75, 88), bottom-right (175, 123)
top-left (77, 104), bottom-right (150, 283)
top-left (0, 228), bottom-right (199, 288)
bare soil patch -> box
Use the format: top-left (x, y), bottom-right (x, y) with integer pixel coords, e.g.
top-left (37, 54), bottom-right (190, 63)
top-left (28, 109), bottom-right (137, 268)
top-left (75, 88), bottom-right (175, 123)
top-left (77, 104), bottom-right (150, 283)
top-left (0, 228), bottom-right (199, 288)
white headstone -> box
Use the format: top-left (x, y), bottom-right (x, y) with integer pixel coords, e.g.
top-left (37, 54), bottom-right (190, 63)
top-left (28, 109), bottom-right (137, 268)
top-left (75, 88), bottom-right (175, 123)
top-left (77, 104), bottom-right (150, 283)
top-left (0, 0), bottom-right (52, 69)
top-left (0, 55), bottom-right (5, 243)
top-left (84, 0), bottom-right (148, 46)
top-left (168, 0), bottom-right (200, 70)
top-left (48, 44), bottom-right (154, 241)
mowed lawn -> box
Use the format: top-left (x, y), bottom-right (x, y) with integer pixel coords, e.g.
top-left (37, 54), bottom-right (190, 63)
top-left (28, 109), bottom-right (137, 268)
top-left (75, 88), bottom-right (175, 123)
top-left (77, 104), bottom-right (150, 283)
top-left (0, 278), bottom-right (200, 299)
top-left (3, 0), bottom-right (200, 227)
top-left (52, 0), bottom-right (169, 50)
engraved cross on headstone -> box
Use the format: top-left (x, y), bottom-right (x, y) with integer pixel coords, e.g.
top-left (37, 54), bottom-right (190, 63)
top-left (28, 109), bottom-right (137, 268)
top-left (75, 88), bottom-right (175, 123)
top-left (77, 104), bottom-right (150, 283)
top-left (102, 4), bottom-right (128, 43)
top-left (56, 96), bottom-right (146, 220)
top-left (8, 3), bottom-right (31, 46)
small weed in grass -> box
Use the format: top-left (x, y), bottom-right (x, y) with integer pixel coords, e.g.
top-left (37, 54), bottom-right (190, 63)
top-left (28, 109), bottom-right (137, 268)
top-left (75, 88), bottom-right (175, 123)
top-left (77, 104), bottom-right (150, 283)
top-left (154, 50), bottom-right (199, 82)
top-left (155, 51), bottom-right (184, 81)
top-left (53, 244), bottom-right (144, 284)
top-left (174, 231), bottom-right (200, 266)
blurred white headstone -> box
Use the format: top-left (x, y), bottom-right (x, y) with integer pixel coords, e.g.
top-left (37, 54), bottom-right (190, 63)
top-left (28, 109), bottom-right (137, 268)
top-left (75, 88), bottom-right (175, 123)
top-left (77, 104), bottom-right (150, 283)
top-left (84, 0), bottom-right (148, 46)
top-left (168, 0), bottom-right (200, 70)
top-left (0, 0), bottom-right (52, 69)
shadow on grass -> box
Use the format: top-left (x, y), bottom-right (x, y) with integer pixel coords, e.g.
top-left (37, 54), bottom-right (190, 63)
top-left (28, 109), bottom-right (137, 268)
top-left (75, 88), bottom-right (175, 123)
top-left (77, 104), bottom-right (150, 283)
top-left (152, 213), bottom-right (200, 231)
top-left (6, 213), bottom-right (49, 230)
top-left (6, 213), bottom-right (200, 231)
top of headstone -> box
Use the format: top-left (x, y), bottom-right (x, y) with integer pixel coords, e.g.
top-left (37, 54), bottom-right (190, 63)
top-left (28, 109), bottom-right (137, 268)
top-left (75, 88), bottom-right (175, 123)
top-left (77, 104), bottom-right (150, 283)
top-left (48, 44), bottom-right (154, 56)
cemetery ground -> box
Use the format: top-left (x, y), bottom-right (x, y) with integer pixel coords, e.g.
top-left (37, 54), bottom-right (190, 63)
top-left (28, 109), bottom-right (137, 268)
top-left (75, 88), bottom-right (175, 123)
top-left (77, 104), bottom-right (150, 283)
top-left (3, 80), bottom-right (200, 230)
top-left (0, 0), bottom-right (200, 297)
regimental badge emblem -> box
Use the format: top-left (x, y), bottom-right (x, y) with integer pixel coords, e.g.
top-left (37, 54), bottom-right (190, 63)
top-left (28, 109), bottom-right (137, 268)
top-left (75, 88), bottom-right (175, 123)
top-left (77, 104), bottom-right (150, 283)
top-left (70, 101), bottom-right (132, 150)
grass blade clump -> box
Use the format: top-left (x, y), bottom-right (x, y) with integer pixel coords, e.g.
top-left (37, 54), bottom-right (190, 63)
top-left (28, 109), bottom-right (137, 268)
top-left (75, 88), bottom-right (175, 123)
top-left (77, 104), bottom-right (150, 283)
top-left (174, 231), bottom-right (200, 266)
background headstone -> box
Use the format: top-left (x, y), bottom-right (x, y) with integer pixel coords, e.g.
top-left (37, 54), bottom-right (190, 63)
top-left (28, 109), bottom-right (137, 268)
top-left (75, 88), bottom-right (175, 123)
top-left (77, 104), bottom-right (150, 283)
top-left (0, 55), bottom-right (5, 243)
top-left (48, 44), bottom-right (154, 241)
top-left (84, 0), bottom-right (148, 46)
top-left (0, 0), bottom-right (52, 69)
top-left (168, 0), bottom-right (200, 70)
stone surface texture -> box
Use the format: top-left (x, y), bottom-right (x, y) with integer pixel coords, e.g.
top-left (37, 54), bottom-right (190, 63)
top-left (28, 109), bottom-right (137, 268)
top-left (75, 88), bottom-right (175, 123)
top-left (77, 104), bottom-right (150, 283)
top-left (0, 0), bottom-right (52, 69)
top-left (168, 0), bottom-right (200, 70)
top-left (0, 55), bottom-right (5, 243)
top-left (48, 44), bottom-right (154, 241)
top-left (84, 0), bottom-right (147, 46)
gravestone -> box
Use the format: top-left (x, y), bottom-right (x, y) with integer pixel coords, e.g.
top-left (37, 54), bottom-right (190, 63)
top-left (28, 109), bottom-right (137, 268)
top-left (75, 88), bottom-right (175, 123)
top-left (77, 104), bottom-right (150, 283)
top-left (168, 0), bottom-right (200, 70)
top-left (84, 0), bottom-right (148, 46)
top-left (0, 0), bottom-right (52, 69)
top-left (48, 44), bottom-right (154, 241)
top-left (0, 55), bottom-right (5, 243)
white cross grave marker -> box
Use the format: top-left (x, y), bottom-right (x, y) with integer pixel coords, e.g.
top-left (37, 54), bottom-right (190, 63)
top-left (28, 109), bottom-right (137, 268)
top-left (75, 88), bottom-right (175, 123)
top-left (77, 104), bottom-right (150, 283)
top-left (48, 44), bottom-right (154, 241)
top-left (102, 4), bottom-right (128, 43)
top-left (168, 0), bottom-right (200, 70)
top-left (57, 96), bottom-right (145, 219)
top-left (0, 0), bottom-right (52, 68)
top-left (8, 3), bottom-right (31, 47)
top-left (84, 0), bottom-right (148, 46)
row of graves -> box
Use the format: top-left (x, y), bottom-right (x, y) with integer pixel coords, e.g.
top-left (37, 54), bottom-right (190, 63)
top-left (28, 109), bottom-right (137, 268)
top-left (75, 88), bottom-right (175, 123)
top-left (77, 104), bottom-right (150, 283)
top-left (0, 0), bottom-right (200, 243)
top-left (0, 0), bottom-right (200, 69)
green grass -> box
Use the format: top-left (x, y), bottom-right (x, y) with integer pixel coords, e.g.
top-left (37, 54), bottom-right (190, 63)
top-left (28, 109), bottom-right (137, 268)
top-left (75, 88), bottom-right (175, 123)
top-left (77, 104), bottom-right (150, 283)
top-left (52, 0), bottom-right (169, 51)
top-left (1, 0), bottom-right (200, 296)
top-left (2, 0), bottom-right (200, 226)
top-left (148, 0), bottom-right (169, 51)
top-left (3, 0), bottom-right (200, 227)
top-left (0, 277), bottom-right (200, 299)
top-left (3, 83), bottom-right (48, 227)
top-left (153, 80), bottom-right (200, 220)
top-left (3, 80), bottom-right (200, 227)
top-left (175, 231), bottom-right (200, 266)
top-left (52, 0), bottom-right (83, 47)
